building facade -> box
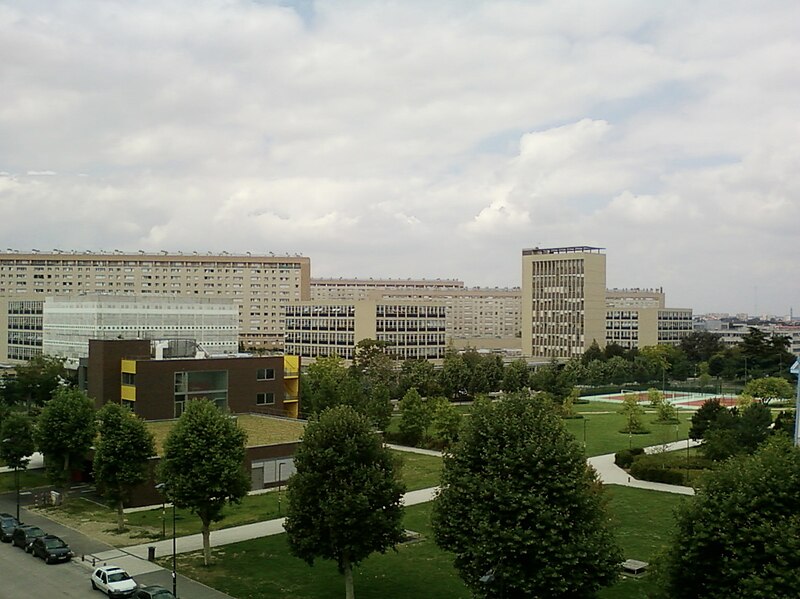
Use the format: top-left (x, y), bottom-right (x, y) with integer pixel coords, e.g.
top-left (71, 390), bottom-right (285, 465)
top-left (87, 339), bottom-right (300, 419)
top-left (521, 246), bottom-right (607, 359)
top-left (42, 295), bottom-right (239, 364)
top-left (310, 277), bottom-right (465, 300)
top-left (605, 307), bottom-right (693, 349)
top-left (0, 251), bottom-right (311, 362)
top-left (284, 299), bottom-right (447, 362)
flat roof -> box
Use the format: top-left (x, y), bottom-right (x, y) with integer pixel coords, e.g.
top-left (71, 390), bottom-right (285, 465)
top-left (146, 413), bottom-right (305, 455)
top-left (522, 246), bottom-right (605, 255)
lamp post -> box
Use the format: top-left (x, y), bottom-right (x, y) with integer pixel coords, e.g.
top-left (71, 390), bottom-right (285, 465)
top-left (155, 483), bottom-right (177, 598)
top-left (277, 462), bottom-right (285, 516)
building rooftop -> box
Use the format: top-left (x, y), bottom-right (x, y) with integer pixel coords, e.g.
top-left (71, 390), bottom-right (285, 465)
top-left (146, 413), bottom-right (305, 454)
top-left (522, 246), bottom-right (605, 255)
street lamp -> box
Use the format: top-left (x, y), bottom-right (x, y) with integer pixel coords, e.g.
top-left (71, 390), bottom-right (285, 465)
top-left (1, 438), bottom-right (20, 522)
top-left (155, 483), bottom-right (177, 598)
top-left (277, 462), bottom-right (285, 516)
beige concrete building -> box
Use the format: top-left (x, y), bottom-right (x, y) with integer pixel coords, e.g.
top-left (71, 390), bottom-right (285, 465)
top-left (605, 288), bottom-right (665, 308)
top-left (310, 277), bottom-right (464, 300)
top-left (0, 251), bottom-right (310, 362)
top-left (311, 278), bottom-right (521, 349)
top-left (521, 246), bottom-right (607, 359)
top-left (605, 307), bottom-right (693, 349)
top-left (284, 299), bottom-right (447, 362)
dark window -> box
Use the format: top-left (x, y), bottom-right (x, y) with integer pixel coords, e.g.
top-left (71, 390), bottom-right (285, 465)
top-left (256, 392), bottom-right (275, 405)
top-left (122, 372), bottom-right (135, 385)
top-left (257, 368), bottom-right (275, 381)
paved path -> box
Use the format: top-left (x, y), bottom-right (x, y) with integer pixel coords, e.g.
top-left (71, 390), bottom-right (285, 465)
top-left (588, 439), bottom-right (702, 496)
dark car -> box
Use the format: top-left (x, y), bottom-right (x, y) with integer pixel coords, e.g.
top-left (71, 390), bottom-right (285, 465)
top-left (134, 586), bottom-right (176, 599)
top-left (0, 513), bottom-right (19, 542)
top-left (12, 524), bottom-right (47, 552)
top-left (31, 535), bottom-right (73, 564)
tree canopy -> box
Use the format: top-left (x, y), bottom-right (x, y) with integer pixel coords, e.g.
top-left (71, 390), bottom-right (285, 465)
top-left (0, 412), bottom-right (35, 471)
top-left (158, 399), bottom-right (249, 565)
top-left (93, 402), bottom-right (156, 531)
top-left (35, 388), bottom-right (96, 495)
top-left (742, 376), bottom-right (793, 404)
top-left (285, 405), bottom-right (405, 599)
top-left (659, 437), bottom-right (800, 598)
top-left (432, 393), bottom-right (622, 598)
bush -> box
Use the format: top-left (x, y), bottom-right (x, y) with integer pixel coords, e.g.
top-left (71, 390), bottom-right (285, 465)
top-left (629, 459), bottom-right (686, 485)
top-left (614, 447), bottom-right (645, 468)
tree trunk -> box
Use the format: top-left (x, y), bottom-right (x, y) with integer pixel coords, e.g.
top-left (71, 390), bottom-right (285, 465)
top-left (202, 521), bottom-right (211, 566)
top-left (116, 498), bottom-right (125, 532)
top-left (343, 554), bottom-right (355, 599)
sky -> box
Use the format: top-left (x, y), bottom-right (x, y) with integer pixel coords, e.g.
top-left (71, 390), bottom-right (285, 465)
top-left (1, 0), bottom-right (798, 316)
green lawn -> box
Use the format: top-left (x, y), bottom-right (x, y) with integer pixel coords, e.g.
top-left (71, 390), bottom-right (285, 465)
top-left (0, 469), bottom-right (49, 493)
top-left (41, 450), bottom-right (441, 543)
top-left (170, 486), bottom-right (684, 599)
top-left (564, 405), bottom-right (693, 457)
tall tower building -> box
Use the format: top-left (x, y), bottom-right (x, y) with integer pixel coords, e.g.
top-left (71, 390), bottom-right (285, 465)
top-left (521, 246), bottom-right (606, 359)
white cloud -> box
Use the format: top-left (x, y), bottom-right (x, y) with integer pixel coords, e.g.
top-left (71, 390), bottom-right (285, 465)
top-left (0, 0), bottom-right (798, 313)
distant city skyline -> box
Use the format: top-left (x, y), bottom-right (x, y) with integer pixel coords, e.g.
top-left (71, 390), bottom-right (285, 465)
top-left (1, 1), bottom-right (798, 316)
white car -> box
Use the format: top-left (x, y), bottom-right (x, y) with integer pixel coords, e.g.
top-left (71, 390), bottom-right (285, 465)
top-left (91, 565), bottom-right (138, 598)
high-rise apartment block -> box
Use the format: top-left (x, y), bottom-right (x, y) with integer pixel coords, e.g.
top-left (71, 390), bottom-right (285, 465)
top-left (522, 246), bottom-right (607, 359)
top-left (0, 251), bottom-right (310, 362)
top-left (522, 247), bottom-right (692, 359)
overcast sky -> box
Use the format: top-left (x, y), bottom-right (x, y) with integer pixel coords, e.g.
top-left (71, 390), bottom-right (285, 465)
top-left (1, 1), bottom-right (798, 316)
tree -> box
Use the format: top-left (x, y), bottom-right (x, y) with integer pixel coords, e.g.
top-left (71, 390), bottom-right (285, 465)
top-left (501, 359), bottom-right (529, 393)
top-left (11, 354), bottom-right (67, 410)
top-left (397, 388), bottom-right (429, 446)
top-left (35, 388), bottom-right (96, 497)
top-left (582, 340), bottom-right (604, 365)
top-left (658, 437), bottom-right (800, 598)
top-left (0, 412), bottom-right (35, 516)
top-left (397, 358), bottom-right (439, 398)
top-left (301, 355), bottom-right (353, 416)
top-left (701, 403), bottom-right (772, 462)
top-left (529, 359), bottom-right (574, 403)
top-left (285, 405), bottom-right (405, 599)
top-left (432, 392), bottom-right (622, 598)
top-left (158, 399), bottom-right (249, 566)
top-left (619, 395), bottom-right (648, 434)
top-left (428, 397), bottom-right (463, 448)
top-left (742, 376), bottom-right (793, 405)
top-left (93, 403), bottom-right (156, 532)
top-left (689, 398), bottom-right (726, 440)
top-left (439, 348), bottom-right (471, 400)
top-left (679, 331), bottom-right (724, 364)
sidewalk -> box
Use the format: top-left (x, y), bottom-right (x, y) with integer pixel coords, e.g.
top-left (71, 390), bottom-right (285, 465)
top-left (588, 439), bottom-right (702, 496)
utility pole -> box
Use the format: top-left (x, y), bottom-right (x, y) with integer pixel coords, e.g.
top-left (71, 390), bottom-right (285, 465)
top-left (790, 358), bottom-right (799, 447)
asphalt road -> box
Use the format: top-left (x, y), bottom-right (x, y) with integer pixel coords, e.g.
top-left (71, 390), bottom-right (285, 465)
top-left (0, 539), bottom-right (97, 598)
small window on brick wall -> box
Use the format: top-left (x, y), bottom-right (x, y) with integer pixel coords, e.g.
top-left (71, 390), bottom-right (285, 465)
top-left (257, 368), bottom-right (275, 381)
top-left (257, 392), bottom-right (275, 405)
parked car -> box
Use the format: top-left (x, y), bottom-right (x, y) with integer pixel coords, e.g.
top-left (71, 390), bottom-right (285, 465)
top-left (30, 535), bottom-right (73, 564)
top-left (12, 524), bottom-right (47, 552)
top-left (0, 513), bottom-right (19, 542)
top-left (134, 586), bottom-right (176, 599)
top-left (90, 565), bottom-right (138, 598)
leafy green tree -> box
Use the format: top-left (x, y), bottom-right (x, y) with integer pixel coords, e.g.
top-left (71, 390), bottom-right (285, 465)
top-left (439, 348), bottom-right (470, 400)
top-left (35, 388), bottom-right (96, 497)
top-left (603, 341), bottom-right (627, 360)
top-left (689, 398), bottom-right (726, 440)
top-left (702, 403), bottom-right (772, 461)
top-left (582, 339), bottom-right (604, 364)
top-left (679, 331), bottom-right (724, 364)
top-left (501, 358), bottom-right (529, 393)
top-left (158, 399), bottom-right (249, 566)
top-left (11, 354), bottom-right (67, 410)
top-left (397, 358), bottom-right (439, 398)
top-left (560, 387), bottom-right (580, 418)
top-left (285, 405), bottom-right (405, 599)
top-left (619, 395), bottom-right (648, 434)
top-left (773, 410), bottom-right (796, 437)
top-left (93, 403), bottom-right (156, 531)
top-left (658, 437), bottom-right (800, 598)
top-left (301, 355), bottom-right (353, 415)
top-left (0, 412), bottom-right (35, 515)
top-left (742, 376), bottom-right (793, 405)
top-left (432, 392), bottom-right (622, 598)
top-left (647, 387), bottom-right (665, 408)
top-left (529, 359), bottom-right (574, 403)
top-left (397, 388), bottom-right (429, 446)
top-left (585, 359), bottom-right (608, 386)
top-left (428, 397), bottom-right (462, 447)
top-left (350, 339), bottom-right (396, 429)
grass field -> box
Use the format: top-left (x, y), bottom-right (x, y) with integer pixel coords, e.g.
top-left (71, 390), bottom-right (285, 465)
top-left (41, 449), bottom-right (442, 543)
top-left (169, 485), bottom-right (684, 599)
top-left (0, 469), bottom-right (49, 493)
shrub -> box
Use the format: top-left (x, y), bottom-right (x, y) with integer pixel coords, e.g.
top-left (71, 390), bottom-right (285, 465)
top-left (629, 457), bottom-right (686, 485)
top-left (614, 447), bottom-right (645, 468)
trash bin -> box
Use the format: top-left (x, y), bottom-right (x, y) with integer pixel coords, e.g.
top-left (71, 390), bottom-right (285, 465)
top-left (148, 546), bottom-right (156, 562)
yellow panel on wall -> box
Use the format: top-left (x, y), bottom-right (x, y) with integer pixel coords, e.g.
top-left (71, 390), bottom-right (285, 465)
top-left (121, 360), bottom-right (137, 374)
top-left (121, 384), bottom-right (136, 401)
